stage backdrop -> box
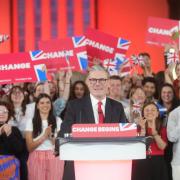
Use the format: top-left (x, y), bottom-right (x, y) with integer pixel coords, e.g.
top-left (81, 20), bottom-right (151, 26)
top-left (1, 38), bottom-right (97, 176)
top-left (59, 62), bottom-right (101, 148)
top-left (0, 0), bottom-right (169, 72)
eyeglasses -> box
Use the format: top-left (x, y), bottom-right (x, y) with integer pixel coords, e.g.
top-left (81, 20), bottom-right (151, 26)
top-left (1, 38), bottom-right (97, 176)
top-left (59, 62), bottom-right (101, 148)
top-left (89, 78), bottom-right (107, 85)
top-left (0, 110), bottom-right (8, 114)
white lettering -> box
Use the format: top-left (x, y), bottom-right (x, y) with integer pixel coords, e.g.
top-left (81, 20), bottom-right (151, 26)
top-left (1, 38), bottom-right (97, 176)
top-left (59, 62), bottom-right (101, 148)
top-left (44, 50), bottom-right (73, 59)
top-left (148, 27), bottom-right (173, 36)
top-left (72, 127), bottom-right (97, 132)
top-left (97, 126), bottom-right (120, 132)
top-left (0, 63), bottom-right (31, 71)
top-left (85, 38), bottom-right (114, 54)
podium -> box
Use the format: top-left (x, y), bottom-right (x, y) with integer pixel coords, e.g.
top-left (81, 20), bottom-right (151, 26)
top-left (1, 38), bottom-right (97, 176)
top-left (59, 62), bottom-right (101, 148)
top-left (58, 137), bottom-right (147, 180)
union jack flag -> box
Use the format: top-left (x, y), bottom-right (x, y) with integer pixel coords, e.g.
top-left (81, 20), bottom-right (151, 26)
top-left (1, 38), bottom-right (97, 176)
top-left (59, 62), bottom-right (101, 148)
top-left (103, 54), bottom-right (126, 75)
top-left (72, 36), bottom-right (86, 48)
top-left (119, 123), bottom-right (137, 131)
top-left (166, 52), bottom-right (180, 65)
top-left (131, 54), bottom-right (145, 66)
top-left (0, 34), bottom-right (9, 44)
top-left (132, 100), bottom-right (142, 115)
top-left (29, 50), bottom-right (46, 61)
top-left (119, 59), bottom-right (133, 77)
top-left (76, 51), bottom-right (88, 71)
top-left (103, 59), bottom-right (119, 75)
top-left (117, 38), bottom-right (131, 54)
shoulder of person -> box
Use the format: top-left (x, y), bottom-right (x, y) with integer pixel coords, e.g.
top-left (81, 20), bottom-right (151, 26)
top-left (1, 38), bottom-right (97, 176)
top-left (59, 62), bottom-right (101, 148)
top-left (67, 95), bottom-right (89, 106)
top-left (24, 118), bottom-right (33, 131)
top-left (26, 102), bottom-right (35, 109)
top-left (107, 97), bottom-right (124, 107)
top-left (170, 106), bottom-right (180, 115)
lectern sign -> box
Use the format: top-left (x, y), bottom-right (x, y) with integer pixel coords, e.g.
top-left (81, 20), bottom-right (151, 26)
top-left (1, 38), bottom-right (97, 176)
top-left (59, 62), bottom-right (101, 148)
top-left (72, 123), bottom-right (137, 138)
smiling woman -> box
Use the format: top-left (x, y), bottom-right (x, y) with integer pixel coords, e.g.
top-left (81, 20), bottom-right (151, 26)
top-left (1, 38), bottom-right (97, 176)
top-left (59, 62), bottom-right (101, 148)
top-left (25, 93), bottom-right (64, 180)
top-left (132, 102), bottom-right (168, 180)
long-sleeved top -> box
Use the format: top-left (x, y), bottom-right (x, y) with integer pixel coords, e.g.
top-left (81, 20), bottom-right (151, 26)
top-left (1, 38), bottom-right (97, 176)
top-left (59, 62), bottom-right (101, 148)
top-left (0, 126), bottom-right (23, 156)
top-left (167, 106), bottom-right (180, 165)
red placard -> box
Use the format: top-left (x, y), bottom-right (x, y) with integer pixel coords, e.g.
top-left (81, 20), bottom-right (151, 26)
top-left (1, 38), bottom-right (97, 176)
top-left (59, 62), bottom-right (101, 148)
top-left (84, 28), bottom-right (131, 65)
top-left (0, 52), bottom-right (49, 84)
top-left (38, 37), bottom-right (88, 73)
top-left (146, 17), bottom-right (180, 48)
top-left (72, 123), bottom-right (137, 138)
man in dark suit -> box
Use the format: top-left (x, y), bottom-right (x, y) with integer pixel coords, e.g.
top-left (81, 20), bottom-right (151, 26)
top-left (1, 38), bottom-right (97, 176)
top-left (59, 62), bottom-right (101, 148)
top-left (59, 65), bottom-right (127, 180)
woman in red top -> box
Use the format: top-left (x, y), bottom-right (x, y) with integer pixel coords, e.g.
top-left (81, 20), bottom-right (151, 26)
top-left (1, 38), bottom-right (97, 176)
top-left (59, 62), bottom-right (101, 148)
top-left (132, 102), bottom-right (169, 180)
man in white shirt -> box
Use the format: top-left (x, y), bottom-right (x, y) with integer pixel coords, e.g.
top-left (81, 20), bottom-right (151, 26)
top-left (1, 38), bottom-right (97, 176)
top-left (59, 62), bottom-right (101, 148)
top-left (59, 65), bottom-right (127, 180)
top-left (59, 65), bottom-right (127, 136)
top-left (167, 106), bottom-right (180, 180)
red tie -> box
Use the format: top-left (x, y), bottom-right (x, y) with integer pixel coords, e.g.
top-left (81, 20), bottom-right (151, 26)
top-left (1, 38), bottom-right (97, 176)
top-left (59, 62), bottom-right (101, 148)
top-left (98, 101), bottom-right (104, 123)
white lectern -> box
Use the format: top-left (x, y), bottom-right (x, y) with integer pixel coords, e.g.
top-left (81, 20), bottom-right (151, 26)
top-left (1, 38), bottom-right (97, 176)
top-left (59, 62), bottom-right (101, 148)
top-left (59, 137), bottom-right (146, 180)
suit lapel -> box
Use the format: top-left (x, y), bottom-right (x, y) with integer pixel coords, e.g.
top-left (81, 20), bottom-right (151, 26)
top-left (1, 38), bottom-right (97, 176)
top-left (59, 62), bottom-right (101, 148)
top-left (82, 95), bottom-right (95, 124)
top-left (105, 98), bottom-right (112, 123)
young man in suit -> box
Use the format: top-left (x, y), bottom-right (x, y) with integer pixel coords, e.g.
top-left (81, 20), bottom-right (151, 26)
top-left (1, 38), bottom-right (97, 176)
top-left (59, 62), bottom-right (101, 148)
top-left (59, 65), bottom-right (127, 180)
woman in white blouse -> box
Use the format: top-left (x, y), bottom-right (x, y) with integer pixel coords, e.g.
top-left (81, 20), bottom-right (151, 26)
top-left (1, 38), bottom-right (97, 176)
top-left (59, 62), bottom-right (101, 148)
top-left (25, 93), bottom-right (64, 180)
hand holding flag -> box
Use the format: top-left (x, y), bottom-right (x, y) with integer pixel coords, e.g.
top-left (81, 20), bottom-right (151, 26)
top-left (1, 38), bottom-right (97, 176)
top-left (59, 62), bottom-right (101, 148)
top-left (118, 59), bottom-right (133, 77)
top-left (0, 34), bottom-right (9, 44)
top-left (166, 51), bottom-right (180, 65)
top-left (131, 54), bottom-right (145, 67)
top-left (132, 100), bottom-right (142, 115)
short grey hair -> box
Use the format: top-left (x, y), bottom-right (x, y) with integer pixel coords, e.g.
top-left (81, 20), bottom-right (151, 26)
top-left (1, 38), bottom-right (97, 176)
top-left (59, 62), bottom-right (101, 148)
top-left (87, 65), bottom-right (109, 77)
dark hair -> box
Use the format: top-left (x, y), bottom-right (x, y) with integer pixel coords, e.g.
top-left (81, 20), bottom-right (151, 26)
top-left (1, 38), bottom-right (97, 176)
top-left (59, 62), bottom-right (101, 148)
top-left (69, 80), bottom-right (89, 100)
top-left (34, 83), bottom-right (44, 93)
top-left (158, 83), bottom-right (179, 112)
top-left (154, 71), bottom-right (165, 97)
top-left (32, 93), bottom-right (57, 138)
top-left (142, 102), bottom-right (162, 134)
top-left (8, 86), bottom-right (27, 117)
top-left (142, 77), bottom-right (158, 99)
top-left (109, 75), bottom-right (121, 81)
top-left (139, 52), bottom-right (150, 58)
top-left (0, 101), bottom-right (13, 122)
top-left (142, 77), bottom-right (156, 86)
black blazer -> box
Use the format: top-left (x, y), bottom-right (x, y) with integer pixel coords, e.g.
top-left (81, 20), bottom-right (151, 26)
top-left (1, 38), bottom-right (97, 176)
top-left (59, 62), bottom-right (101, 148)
top-left (59, 95), bottom-right (127, 137)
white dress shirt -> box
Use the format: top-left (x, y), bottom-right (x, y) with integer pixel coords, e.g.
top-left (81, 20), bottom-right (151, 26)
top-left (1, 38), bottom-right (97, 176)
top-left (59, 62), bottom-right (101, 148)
top-left (90, 94), bottom-right (106, 124)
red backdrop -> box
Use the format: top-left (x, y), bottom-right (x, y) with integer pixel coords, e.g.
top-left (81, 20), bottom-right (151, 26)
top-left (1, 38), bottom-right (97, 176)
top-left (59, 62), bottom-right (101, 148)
top-left (0, 0), bottom-right (169, 72)
top-left (97, 0), bottom-right (169, 72)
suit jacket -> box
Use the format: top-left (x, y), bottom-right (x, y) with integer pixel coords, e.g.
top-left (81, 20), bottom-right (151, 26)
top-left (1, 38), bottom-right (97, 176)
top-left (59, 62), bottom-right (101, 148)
top-left (59, 95), bottom-right (127, 137)
top-left (58, 95), bottom-right (127, 180)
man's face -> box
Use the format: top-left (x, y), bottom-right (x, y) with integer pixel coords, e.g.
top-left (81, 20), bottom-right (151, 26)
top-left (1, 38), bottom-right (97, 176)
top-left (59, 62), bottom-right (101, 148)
top-left (143, 82), bottom-right (156, 98)
top-left (161, 86), bottom-right (174, 104)
top-left (109, 79), bottom-right (121, 98)
top-left (86, 70), bottom-right (108, 100)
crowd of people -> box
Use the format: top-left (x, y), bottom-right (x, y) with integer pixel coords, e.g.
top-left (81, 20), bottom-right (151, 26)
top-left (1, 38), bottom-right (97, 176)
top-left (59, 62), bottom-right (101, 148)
top-left (0, 49), bottom-right (180, 180)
